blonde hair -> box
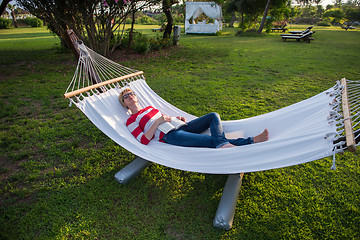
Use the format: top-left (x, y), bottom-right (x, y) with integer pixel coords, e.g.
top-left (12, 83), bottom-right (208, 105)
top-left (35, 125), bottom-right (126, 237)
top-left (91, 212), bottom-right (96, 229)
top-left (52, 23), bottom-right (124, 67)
top-left (119, 88), bottom-right (132, 108)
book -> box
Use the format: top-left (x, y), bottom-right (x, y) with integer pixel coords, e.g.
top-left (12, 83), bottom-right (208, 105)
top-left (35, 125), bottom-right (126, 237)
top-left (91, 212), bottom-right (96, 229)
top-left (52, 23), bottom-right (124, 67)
top-left (158, 117), bottom-right (186, 134)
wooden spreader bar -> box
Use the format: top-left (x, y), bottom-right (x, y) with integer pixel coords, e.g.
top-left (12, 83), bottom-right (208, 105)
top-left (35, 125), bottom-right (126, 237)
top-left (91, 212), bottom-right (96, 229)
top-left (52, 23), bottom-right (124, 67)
top-left (341, 78), bottom-right (356, 152)
top-left (63, 71), bottom-right (144, 99)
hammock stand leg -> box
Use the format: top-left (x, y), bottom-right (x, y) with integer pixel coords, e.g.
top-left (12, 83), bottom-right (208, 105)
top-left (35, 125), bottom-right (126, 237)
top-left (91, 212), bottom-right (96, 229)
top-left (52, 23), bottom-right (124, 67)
top-left (114, 157), bottom-right (151, 184)
top-left (115, 159), bottom-right (243, 229)
top-left (213, 173), bottom-right (244, 230)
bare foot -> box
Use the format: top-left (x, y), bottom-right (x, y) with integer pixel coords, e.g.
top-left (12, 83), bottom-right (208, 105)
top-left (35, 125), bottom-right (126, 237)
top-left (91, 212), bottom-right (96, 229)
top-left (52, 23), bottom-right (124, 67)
top-left (219, 143), bottom-right (236, 149)
top-left (253, 129), bottom-right (269, 143)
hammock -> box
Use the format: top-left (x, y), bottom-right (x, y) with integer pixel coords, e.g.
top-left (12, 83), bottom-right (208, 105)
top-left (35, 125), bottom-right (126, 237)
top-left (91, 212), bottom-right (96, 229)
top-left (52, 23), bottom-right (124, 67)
top-left (64, 42), bottom-right (359, 174)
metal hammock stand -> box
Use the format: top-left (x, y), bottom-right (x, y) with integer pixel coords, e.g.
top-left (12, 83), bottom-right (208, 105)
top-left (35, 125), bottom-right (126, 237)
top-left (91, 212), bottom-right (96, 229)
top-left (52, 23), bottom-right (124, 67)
top-left (64, 31), bottom-right (359, 230)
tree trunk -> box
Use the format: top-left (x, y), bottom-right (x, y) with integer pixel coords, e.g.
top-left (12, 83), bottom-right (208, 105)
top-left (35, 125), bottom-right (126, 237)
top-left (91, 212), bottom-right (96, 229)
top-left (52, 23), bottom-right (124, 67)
top-left (228, 13), bottom-right (237, 27)
top-left (11, 10), bottom-right (18, 28)
top-left (257, 0), bottom-right (271, 34)
top-left (127, 9), bottom-right (136, 52)
top-left (86, 16), bottom-right (98, 53)
top-left (103, 17), bottom-right (113, 55)
top-left (110, 20), bottom-right (127, 54)
top-left (0, 0), bottom-right (11, 16)
top-left (63, 30), bottom-right (80, 60)
top-left (163, 8), bottom-right (173, 39)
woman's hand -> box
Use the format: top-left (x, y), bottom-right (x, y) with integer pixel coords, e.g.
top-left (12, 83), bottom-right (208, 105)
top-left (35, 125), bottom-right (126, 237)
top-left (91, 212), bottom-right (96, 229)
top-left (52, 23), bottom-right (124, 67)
top-left (161, 115), bottom-right (172, 123)
top-left (144, 115), bottom-right (171, 141)
top-left (176, 116), bottom-right (186, 122)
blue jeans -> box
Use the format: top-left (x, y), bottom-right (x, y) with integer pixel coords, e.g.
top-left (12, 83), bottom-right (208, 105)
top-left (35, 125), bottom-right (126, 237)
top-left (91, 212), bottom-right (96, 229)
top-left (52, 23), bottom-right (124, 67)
top-left (161, 112), bottom-right (253, 148)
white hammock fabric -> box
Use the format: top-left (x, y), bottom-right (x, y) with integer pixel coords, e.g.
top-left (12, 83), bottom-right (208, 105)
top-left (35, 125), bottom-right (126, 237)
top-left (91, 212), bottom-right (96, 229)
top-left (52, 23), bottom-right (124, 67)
top-left (65, 43), bottom-right (359, 174)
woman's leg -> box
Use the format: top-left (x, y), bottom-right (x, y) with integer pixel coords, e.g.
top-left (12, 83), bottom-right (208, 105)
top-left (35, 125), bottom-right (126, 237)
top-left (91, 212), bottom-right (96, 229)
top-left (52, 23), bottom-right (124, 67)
top-left (162, 113), bottom-right (269, 148)
top-left (228, 129), bottom-right (269, 146)
top-left (184, 112), bottom-right (229, 148)
top-left (162, 129), bottom-right (218, 148)
top-left (184, 112), bottom-right (220, 133)
top-left (228, 137), bottom-right (253, 146)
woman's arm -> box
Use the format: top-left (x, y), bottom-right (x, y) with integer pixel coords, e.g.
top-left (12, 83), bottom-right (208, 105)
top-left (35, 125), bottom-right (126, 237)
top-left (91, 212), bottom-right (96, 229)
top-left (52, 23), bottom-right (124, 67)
top-left (144, 115), bottom-right (171, 141)
top-left (127, 114), bottom-right (171, 145)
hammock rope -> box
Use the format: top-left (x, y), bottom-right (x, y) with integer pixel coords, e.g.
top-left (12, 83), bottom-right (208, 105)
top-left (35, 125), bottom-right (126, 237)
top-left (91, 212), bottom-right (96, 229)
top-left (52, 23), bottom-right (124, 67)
top-left (64, 42), bottom-right (359, 174)
top-left (64, 43), bottom-right (143, 101)
top-left (325, 79), bottom-right (360, 169)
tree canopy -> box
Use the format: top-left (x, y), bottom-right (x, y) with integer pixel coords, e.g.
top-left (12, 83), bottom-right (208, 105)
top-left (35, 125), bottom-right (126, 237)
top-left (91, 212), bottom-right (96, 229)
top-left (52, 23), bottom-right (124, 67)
top-left (17, 0), bottom-right (160, 56)
top-left (225, 0), bottom-right (288, 32)
top-left (343, 4), bottom-right (360, 26)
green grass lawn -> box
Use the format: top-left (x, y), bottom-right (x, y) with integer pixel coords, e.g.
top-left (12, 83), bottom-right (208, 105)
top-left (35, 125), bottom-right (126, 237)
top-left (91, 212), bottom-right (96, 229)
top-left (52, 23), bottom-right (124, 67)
top-left (0, 25), bottom-right (359, 239)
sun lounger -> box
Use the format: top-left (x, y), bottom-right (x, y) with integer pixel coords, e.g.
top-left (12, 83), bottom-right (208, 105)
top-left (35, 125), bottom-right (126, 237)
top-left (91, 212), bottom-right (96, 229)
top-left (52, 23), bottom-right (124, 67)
top-left (341, 24), bottom-right (355, 30)
top-left (271, 26), bottom-right (288, 32)
top-left (152, 25), bottom-right (165, 32)
top-left (281, 30), bottom-right (316, 37)
top-left (288, 26), bottom-right (313, 34)
top-left (271, 20), bottom-right (288, 33)
top-left (281, 31), bottom-right (315, 43)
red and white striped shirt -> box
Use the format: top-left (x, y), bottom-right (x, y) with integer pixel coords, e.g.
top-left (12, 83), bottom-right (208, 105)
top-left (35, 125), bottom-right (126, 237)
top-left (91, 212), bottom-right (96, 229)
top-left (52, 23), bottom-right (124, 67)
top-left (126, 106), bottom-right (165, 145)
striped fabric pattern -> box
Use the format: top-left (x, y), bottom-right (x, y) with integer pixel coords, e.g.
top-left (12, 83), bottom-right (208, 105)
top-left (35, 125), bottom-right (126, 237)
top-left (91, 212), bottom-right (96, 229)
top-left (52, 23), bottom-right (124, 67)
top-left (126, 106), bottom-right (165, 145)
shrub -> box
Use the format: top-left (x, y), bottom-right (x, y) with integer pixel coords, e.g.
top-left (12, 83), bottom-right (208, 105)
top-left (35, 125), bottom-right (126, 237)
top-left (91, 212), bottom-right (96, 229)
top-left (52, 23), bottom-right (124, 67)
top-left (317, 21), bottom-right (331, 26)
top-left (295, 17), bottom-right (321, 25)
top-left (120, 31), bottom-right (150, 54)
top-left (25, 17), bottom-right (43, 27)
top-left (0, 17), bottom-right (12, 29)
top-left (149, 36), bottom-right (163, 51)
top-left (153, 13), bottom-right (167, 26)
top-left (160, 37), bottom-right (172, 48)
top-left (246, 28), bottom-right (258, 33)
top-left (136, 15), bottom-right (158, 25)
top-left (173, 13), bottom-right (184, 25)
top-left (132, 33), bottom-right (150, 54)
top-left (125, 17), bottom-right (132, 24)
top-left (264, 19), bottom-right (273, 33)
top-left (119, 30), bottom-right (174, 54)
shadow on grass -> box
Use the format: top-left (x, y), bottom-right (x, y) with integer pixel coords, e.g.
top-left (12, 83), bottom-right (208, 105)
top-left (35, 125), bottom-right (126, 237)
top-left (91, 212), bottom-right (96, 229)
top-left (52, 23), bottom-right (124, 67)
top-left (0, 163), bottom-right (234, 239)
top-left (0, 32), bottom-right (56, 40)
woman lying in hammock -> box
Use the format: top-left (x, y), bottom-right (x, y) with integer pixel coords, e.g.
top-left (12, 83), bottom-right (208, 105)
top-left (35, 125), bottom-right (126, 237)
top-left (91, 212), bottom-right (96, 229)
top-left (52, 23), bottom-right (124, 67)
top-left (119, 88), bottom-right (269, 148)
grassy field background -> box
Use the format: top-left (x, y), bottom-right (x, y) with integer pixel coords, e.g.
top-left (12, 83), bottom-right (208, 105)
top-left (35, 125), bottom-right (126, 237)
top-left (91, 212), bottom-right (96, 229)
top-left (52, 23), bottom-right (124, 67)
top-left (0, 25), bottom-right (359, 239)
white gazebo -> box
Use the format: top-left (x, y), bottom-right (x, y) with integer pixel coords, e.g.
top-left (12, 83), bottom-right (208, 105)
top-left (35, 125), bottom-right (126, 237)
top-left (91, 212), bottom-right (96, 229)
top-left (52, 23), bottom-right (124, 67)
top-left (185, 2), bottom-right (223, 34)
